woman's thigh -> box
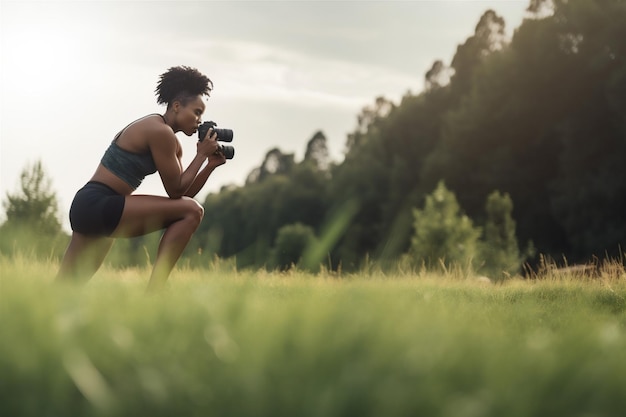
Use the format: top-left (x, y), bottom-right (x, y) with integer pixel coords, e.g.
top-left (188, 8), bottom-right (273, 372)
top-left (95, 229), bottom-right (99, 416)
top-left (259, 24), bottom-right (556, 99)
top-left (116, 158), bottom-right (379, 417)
top-left (112, 195), bottom-right (203, 238)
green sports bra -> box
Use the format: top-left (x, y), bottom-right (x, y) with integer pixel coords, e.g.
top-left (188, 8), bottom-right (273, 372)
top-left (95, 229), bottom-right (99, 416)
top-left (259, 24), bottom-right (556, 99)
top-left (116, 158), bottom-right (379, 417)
top-left (100, 115), bottom-right (159, 189)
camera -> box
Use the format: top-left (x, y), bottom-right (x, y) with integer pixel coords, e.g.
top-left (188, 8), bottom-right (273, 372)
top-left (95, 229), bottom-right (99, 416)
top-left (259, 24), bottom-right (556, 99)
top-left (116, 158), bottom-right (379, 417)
top-left (198, 121), bottom-right (235, 160)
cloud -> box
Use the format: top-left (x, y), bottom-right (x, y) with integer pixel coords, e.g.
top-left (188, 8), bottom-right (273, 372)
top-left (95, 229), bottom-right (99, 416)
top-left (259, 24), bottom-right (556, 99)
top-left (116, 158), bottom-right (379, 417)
top-left (173, 38), bottom-right (420, 110)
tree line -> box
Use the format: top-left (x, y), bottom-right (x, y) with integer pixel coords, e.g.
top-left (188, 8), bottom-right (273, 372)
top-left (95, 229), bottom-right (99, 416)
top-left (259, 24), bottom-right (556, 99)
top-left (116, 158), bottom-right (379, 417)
top-left (197, 0), bottom-right (625, 273)
top-left (2, 0), bottom-right (625, 277)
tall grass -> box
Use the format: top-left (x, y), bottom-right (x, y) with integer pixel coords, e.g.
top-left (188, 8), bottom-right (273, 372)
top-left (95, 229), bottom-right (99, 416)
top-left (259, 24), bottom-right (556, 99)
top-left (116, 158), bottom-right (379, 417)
top-left (1, 254), bottom-right (625, 417)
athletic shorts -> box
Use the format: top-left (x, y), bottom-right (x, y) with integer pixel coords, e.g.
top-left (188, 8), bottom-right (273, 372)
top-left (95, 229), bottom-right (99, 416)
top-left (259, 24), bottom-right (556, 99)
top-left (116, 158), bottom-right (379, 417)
top-left (69, 181), bottom-right (125, 236)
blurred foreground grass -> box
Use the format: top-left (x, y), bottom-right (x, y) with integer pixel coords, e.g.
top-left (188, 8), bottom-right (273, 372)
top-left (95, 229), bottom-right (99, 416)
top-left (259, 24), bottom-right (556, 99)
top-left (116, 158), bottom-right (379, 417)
top-left (1, 255), bottom-right (625, 417)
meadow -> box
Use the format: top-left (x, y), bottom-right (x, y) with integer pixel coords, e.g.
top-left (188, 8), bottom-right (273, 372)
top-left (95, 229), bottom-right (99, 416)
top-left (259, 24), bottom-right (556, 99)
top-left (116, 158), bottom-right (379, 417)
top-left (1, 254), bottom-right (625, 417)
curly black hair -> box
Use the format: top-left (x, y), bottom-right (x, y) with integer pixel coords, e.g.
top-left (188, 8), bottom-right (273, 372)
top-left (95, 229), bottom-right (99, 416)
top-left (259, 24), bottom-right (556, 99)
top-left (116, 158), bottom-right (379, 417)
top-left (155, 66), bottom-right (213, 106)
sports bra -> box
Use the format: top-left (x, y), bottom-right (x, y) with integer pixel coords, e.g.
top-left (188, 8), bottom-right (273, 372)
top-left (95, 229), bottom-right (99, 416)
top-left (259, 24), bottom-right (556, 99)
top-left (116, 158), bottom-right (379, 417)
top-left (100, 115), bottom-right (159, 189)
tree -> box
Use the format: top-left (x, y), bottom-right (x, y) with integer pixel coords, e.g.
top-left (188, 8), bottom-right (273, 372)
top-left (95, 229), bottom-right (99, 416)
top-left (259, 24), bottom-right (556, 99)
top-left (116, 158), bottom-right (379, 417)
top-left (408, 181), bottom-right (481, 270)
top-left (425, 60), bottom-right (454, 90)
top-left (1, 160), bottom-right (66, 257)
top-left (2, 160), bottom-right (62, 234)
top-left (199, 141), bottom-right (330, 269)
top-left (258, 148), bottom-right (295, 182)
top-left (449, 9), bottom-right (507, 98)
top-left (303, 131), bottom-right (331, 171)
top-left (244, 148), bottom-right (296, 185)
top-left (345, 96), bottom-right (394, 152)
top-left (480, 191), bottom-right (528, 279)
top-left (544, 0), bottom-right (626, 260)
top-left (270, 223), bottom-right (318, 271)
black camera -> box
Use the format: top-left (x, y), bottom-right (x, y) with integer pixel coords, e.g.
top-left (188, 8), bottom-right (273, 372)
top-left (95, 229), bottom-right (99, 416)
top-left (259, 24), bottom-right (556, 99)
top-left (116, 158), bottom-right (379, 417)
top-left (198, 121), bottom-right (235, 160)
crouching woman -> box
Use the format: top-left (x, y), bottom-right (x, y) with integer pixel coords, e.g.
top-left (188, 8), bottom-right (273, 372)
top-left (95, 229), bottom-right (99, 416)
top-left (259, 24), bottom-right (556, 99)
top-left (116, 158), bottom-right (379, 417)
top-left (57, 66), bottom-right (226, 292)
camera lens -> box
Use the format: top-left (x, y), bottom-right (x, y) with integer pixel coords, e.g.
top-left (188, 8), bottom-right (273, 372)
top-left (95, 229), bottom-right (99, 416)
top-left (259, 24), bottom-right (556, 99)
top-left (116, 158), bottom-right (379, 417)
top-left (214, 128), bottom-right (234, 142)
top-left (220, 145), bottom-right (235, 160)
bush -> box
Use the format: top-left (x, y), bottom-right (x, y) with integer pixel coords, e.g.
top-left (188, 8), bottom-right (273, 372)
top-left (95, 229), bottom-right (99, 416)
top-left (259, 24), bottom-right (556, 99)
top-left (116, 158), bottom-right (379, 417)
top-left (270, 223), bottom-right (318, 271)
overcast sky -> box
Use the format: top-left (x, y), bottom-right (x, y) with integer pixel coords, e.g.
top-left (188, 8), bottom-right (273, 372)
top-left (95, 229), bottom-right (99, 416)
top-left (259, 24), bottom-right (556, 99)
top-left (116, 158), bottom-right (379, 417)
top-left (1, 0), bottom-right (529, 230)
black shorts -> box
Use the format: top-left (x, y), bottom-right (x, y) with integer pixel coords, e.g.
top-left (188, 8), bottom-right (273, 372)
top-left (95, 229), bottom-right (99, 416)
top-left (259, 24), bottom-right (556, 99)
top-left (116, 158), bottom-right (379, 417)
top-left (69, 181), bottom-right (125, 236)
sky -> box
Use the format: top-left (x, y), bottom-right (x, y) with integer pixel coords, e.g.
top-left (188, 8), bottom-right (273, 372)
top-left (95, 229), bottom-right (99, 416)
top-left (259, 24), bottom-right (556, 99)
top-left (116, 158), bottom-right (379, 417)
top-left (1, 0), bottom-right (530, 231)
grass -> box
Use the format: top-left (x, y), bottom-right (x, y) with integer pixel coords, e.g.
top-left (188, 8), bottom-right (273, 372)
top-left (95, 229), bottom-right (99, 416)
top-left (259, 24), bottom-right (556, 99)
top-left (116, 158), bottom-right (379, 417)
top-left (1, 254), bottom-right (625, 417)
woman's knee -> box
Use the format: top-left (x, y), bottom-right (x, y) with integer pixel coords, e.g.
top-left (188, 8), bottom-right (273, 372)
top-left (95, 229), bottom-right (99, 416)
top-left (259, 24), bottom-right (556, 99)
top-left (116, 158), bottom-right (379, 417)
top-left (181, 197), bottom-right (204, 225)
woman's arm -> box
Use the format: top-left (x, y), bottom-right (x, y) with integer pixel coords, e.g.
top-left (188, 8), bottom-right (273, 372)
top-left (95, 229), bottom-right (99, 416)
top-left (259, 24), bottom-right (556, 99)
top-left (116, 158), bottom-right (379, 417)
top-left (150, 127), bottom-right (219, 199)
top-left (184, 153), bottom-right (227, 198)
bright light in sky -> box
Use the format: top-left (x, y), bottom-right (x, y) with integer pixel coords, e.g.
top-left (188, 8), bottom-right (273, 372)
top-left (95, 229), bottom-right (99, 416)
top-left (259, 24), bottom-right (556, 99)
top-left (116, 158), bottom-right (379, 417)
top-left (1, 0), bottom-right (529, 231)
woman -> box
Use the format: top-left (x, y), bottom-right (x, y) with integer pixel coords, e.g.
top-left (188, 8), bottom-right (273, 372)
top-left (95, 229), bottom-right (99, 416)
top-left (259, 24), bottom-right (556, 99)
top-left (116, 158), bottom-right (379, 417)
top-left (57, 66), bottom-right (226, 291)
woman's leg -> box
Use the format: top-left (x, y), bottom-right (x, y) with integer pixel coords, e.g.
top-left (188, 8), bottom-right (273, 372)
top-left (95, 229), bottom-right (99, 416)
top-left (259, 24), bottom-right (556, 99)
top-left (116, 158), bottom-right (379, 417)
top-left (111, 195), bottom-right (204, 291)
top-left (57, 234), bottom-right (114, 281)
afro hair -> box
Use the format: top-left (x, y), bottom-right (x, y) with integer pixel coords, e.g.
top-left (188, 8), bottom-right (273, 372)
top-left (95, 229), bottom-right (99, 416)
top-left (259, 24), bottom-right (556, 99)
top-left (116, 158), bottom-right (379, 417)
top-left (155, 66), bottom-right (213, 106)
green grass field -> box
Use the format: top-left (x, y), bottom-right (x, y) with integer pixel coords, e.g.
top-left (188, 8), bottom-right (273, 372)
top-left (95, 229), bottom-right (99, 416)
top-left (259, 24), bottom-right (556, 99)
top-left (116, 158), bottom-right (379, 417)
top-left (1, 254), bottom-right (625, 417)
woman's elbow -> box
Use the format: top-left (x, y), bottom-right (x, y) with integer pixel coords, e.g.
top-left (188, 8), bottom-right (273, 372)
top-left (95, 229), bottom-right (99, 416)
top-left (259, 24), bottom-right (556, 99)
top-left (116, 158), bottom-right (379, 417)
top-left (165, 187), bottom-right (186, 199)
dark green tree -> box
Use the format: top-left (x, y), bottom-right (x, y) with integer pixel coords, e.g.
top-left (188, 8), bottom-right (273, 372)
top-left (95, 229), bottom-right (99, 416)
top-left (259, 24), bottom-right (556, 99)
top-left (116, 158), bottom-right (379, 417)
top-left (480, 191), bottom-right (528, 279)
top-left (408, 181), bottom-right (481, 270)
top-left (544, 0), bottom-right (626, 260)
top-left (420, 0), bottom-right (626, 259)
top-left (425, 60), bottom-right (453, 91)
top-left (2, 160), bottom-right (62, 234)
top-left (304, 130), bottom-right (331, 171)
top-left (270, 223), bottom-right (318, 271)
top-left (257, 148), bottom-right (296, 183)
top-left (449, 9), bottom-right (507, 98)
top-left (327, 97), bottom-right (393, 269)
top-left (1, 160), bottom-right (66, 258)
top-left (199, 141), bottom-right (330, 269)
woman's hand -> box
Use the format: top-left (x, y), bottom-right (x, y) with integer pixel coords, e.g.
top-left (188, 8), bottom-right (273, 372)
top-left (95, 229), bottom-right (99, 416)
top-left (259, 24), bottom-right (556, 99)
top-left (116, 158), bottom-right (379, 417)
top-left (208, 150), bottom-right (227, 168)
top-left (197, 129), bottom-right (219, 157)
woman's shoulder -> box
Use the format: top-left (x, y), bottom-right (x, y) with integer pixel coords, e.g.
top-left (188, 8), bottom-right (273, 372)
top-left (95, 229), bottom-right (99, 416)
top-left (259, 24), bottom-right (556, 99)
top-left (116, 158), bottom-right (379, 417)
top-left (136, 113), bottom-right (167, 128)
top-left (132, 114), bottom-right (174, 139)
top-left (116, 114), bottom-right (174, 151)
top-left (142, 115), bottom-right (179, 153)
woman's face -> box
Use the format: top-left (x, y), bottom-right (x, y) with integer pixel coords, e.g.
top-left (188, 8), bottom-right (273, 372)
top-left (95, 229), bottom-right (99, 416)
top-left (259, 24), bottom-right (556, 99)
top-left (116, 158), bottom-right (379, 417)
top-left (176, 95), bottom-right (206, 136)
